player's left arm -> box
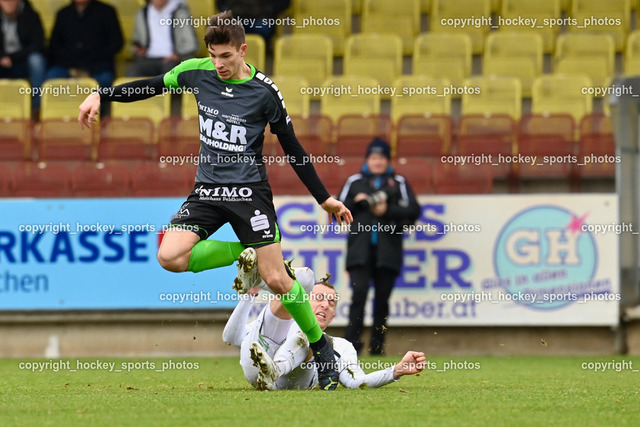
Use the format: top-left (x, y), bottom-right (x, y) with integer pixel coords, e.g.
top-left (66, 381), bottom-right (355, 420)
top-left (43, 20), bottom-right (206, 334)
top-left (276, 128), bottom-right (352, 225)
top-left (337, 343), bottom-right (425, 388)
top-left (392, 351), bottom-right (426, 380)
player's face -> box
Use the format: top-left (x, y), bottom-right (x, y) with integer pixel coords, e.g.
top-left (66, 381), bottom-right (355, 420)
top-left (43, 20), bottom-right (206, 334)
top-left (208, 43), bottom-right (248, 80)
top-left (310, 284), bottom-right (338, 330)
top-left (366, 153), bottom-right (389, 175)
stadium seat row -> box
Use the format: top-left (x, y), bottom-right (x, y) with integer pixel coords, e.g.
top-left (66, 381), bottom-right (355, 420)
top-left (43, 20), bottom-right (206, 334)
top-left (0, 113), bottom-right (615, 183)
top-left (0, 161), bottom-right (194, 198)
top-left (29, 0), bottom-right (636, 56)
top-left (273, 30), bottom-right (628, 99)
top-left (0, 71), bottom-right (606, 125)
top-left (0, 152), bottom-right (611, 199)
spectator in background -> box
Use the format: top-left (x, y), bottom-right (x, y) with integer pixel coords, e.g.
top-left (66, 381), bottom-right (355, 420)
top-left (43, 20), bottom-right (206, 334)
top-left (46, 0), bottom-right (123, 88)
top-left (129, 0), bottom-right (197, 76)
top-left (0, 0), bottom-right (46, 111)
top-left (338, 138), bottom-right (420, 355)
top-left (216, 0), bottom-right (290, 50)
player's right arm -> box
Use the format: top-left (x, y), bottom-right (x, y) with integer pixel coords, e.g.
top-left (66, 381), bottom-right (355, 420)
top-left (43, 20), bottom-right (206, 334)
top-left (222, 290), bottom-right (258, 347)
top-left (78, 75), bottom-right (166, 129)
top-left (79, 57), bottom-right (205, 129)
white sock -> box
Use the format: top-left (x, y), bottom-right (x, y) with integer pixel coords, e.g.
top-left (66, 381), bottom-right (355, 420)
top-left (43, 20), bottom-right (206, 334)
top-left (261, 305), bottom-right (294, 345)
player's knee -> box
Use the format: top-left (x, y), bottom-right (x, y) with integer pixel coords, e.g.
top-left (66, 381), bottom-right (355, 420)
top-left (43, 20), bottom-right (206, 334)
top-left (157, 249), bottom-right (188, 272)
top-left (262, 271), bottom-right (291, 295)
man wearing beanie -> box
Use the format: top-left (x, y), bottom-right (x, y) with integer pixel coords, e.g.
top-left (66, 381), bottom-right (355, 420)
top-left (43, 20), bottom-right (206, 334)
top-left (338, 138), bottom-right (420, 355)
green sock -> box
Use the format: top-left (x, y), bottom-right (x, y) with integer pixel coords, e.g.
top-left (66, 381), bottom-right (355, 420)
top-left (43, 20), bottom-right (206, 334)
top-left (280, 279), bottom-right (323, 343)
top-left (187, 240), bottom-right (245, 272)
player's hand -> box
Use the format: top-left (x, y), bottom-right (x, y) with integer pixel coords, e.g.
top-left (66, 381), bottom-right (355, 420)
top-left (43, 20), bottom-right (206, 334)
top-left (78, 93), bottom-right (101, 129)
top-left (393, 351), bottom-right (426, 379)
top-left (321, 197), bottom-right (353, 225)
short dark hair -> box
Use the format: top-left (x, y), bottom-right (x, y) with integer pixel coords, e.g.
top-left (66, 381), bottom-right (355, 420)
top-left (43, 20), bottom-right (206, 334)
top-left (204, 10), bottom-right (245, 49)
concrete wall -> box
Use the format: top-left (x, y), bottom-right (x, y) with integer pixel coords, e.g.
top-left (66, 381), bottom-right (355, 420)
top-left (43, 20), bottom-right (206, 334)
top-left (0, 310), bottom-right (630, 358)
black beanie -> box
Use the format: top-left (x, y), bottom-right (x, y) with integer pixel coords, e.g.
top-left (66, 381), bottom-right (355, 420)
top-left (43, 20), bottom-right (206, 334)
top-left (365, 137), bottom-right (391, 160)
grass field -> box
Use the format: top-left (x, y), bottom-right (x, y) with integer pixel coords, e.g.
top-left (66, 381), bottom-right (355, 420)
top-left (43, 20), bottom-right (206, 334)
top-left (1, 356), bottom-right (639, 426)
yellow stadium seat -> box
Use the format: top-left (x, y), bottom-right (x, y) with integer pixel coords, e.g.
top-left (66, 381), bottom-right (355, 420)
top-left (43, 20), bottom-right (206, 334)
top-left (0, 79), bottom-right (31, 120)
top-left (40, 78), bottom-right (99, 121)
top-left (421, 0), bottom-right (432, 13)
top-left (320, 76), bottom-right (381, 123)
top-left (532, 74), bottom-right (593, 123)
top-left (271, 76), bottom-right (310, 117)
top-left (294, 0), bottom-right (351, 56)
top-left (185, 0), bottom-right (216, 56)
top-left (181, 92), bottom-right (197, 119)
top-left (491, 0), bottom-right (501, 12)
top-left (391, 76), bottom-right (451, 122)
top-left (274, 34), bottom-right (333, 88)
top-left (103, 0), bottom-right (145, 76)
top-left (431, 0), bottom-right (491, 54)
top-left (344, 33), bottom-right (402, 96)
top-left (500, 0), bottom-right (560, 53)
top-left (361, 0), bottom-right (420, 55)
top-left (413, 33), bottom-right (471, 89)
top-left (111, 77), bottom-right (171, 125)
top-left (245, 34), bottom-right (266, 71)
top-left (554, 33), bottom-right (615, 87)
top-left (624, 30), bottom-right (640, 75)
top-left (569, 0), bottom-right (630, 51)
top-left (352, 0), bottom-right (363, 14)
top-left (483, 32), bottom-right (543, 97)
top-left (461, 75), bottom-right (522, 119)
top-left (30, 0), bottom-right (68, 39)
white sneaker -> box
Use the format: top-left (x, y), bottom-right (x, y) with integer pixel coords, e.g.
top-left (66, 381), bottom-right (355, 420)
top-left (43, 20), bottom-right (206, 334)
top-left (232, 248), bottom-right (261, 294)
top-left (249, 341), bottom-right (280, 391)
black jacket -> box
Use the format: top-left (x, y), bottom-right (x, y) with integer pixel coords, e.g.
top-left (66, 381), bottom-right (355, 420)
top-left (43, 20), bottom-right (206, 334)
top-left (339, 166), bottom-right (420, 274)
top-left (48, 0), bottom-right (123, 72)
top-left (0, 0), bottom-right (45, 63)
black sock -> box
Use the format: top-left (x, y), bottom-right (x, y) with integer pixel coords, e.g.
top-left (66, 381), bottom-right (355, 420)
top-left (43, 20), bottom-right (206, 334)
top-left (309, 334), bottom-right (328, 353)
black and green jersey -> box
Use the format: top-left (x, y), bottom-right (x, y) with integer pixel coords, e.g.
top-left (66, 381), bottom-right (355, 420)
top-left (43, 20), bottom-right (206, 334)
top-left (98, 59), bottom-right (330, 204)
top-left (164, 58), bottom-right (289, 184)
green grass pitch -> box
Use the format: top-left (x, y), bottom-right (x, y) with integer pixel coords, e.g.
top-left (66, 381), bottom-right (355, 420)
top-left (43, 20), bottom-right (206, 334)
top-left (1, 356), bottom-right (639, 426)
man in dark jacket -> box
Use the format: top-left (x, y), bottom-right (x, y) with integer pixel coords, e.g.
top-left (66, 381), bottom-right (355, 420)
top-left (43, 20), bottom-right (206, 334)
top-left (46, 0), bottom-right (123, 88)
top-left (0, 0), bottom-right (46, 107)
top-left (339, 138), bottom-right (420, 355)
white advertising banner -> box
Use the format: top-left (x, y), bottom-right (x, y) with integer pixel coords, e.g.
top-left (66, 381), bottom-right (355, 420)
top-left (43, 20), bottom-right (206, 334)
top-left (271, 194), bottom-right (620, 327)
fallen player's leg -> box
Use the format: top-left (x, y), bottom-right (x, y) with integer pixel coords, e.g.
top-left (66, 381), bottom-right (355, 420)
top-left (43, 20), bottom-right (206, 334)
top-left (249, 341), bottom-right (280, 391)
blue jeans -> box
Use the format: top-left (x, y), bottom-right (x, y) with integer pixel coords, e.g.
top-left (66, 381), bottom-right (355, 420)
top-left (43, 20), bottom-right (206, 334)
top-left (45, 66), bottom-right (115, 89)
top-left (0, 52), bottom-right (47, 109)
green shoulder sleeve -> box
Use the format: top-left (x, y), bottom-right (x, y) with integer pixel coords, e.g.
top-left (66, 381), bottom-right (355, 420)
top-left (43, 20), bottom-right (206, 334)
top-left (163, 57), bottom-right (215, 88)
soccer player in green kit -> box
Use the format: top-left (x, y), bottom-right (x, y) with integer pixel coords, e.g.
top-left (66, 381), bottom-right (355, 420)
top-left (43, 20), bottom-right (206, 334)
top-left (78, 10), bottom-right (352, 390)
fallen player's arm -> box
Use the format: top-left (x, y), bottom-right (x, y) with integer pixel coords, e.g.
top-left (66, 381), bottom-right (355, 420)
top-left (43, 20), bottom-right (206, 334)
top-left (337, 344), bottom-right (425, 389)
top-left (222, 291), bottom-right (257, 347)
top-left (392, 351), bottom-right (426, 380)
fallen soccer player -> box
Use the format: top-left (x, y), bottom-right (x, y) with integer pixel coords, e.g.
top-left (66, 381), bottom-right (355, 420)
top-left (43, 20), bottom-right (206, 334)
top-left (224, 263), bottom-right (426, 390)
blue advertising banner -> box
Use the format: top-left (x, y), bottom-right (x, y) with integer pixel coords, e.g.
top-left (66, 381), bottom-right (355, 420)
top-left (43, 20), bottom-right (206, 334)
top-left (0, 194), bottom-right (621, 326)
top-left (0, 198), bottom-right (238, 309)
